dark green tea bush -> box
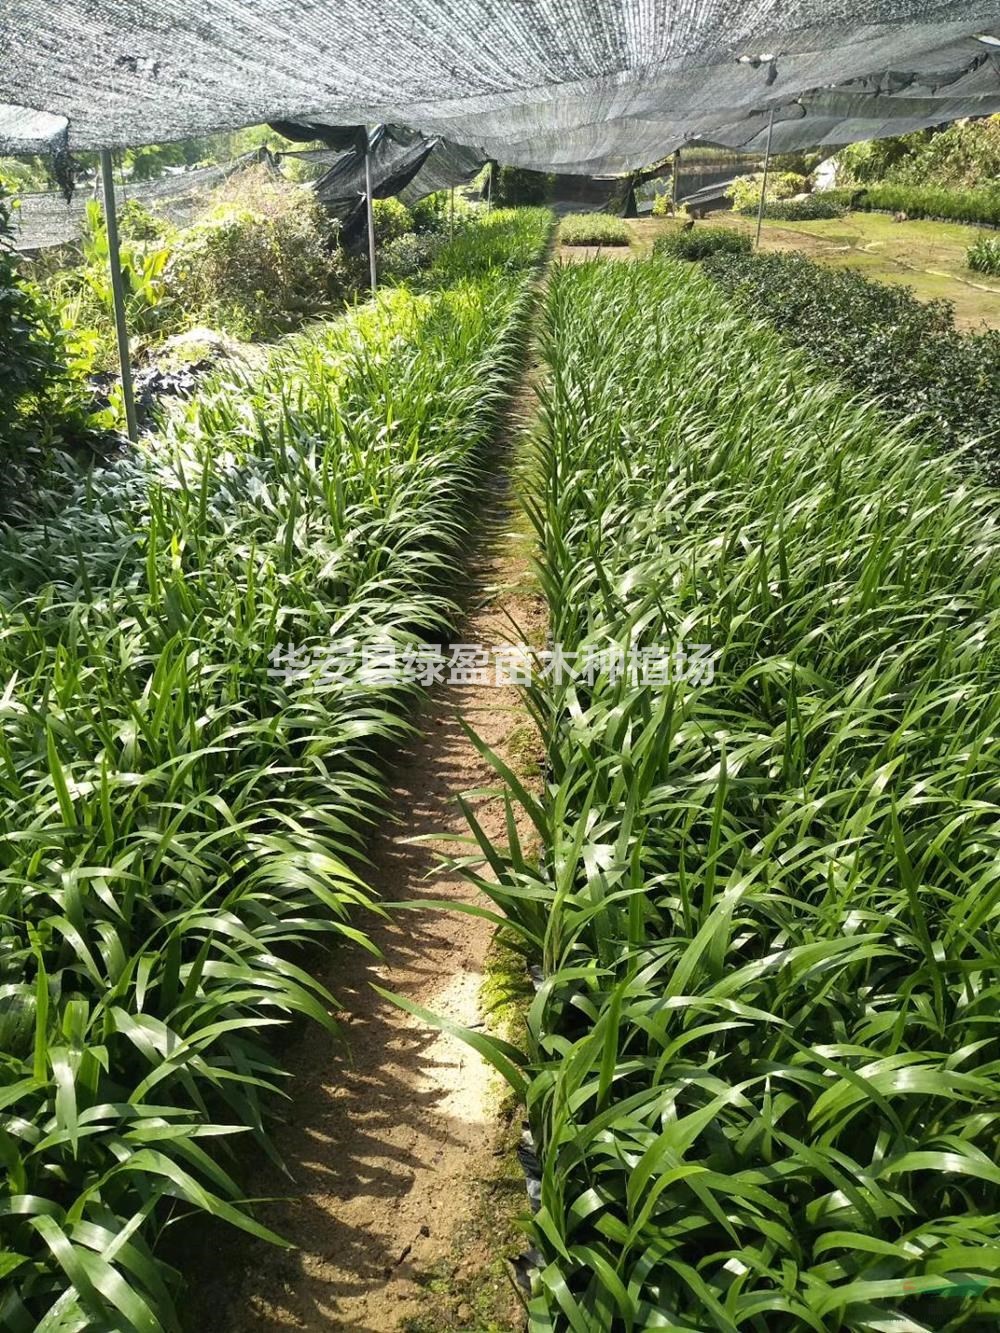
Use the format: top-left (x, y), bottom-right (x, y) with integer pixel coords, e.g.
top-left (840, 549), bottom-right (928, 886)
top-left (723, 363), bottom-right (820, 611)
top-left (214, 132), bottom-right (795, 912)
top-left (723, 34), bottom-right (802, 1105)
top-left (703, 248), bottom-right (1000, 477)
top-left (654, 225), bottom-right (751, 260)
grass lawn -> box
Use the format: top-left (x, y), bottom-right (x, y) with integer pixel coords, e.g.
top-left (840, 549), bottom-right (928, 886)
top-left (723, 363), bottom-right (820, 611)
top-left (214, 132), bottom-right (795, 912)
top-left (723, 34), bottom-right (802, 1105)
top-left (628, 212), bottom-right (1000, 331)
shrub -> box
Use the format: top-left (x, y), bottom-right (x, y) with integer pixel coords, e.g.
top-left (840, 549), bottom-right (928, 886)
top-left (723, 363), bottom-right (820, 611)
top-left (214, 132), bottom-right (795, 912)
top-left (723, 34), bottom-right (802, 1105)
top-left (409, 192), bottom-right (447, 232)
top-left (380, 230), bottom-right (442, 277)
top-left (838, 116), bottom-right (1000, 190)
top-left (727, 170), bottom-right (808, 213)
top-left (494, 166), bottom-right (554, 206)
top-left (653, 225), bottom-right (751, 260)
top-left (118, 198), bottom-right (175, 244)
top-left (169, 166), bottom-right (346, 338)
top-left (766, 170), bottom-right (811, 199)
top-left (702, 248), bottom-right (1000, 476)
top-left (43, 199), bottom-right (181, 380)
top-left (46, 166), bottom-right (357, 368)
top-left (821, 186), bottom-right (863, 210)
top-left (559, 212), bottom-right (630, 246)
top-left (0, 191), bottom-right (91, 475)
top-left (371, 195), bottom-right (414, 244)
top-left (968, 233), bottom-right (1000, 275)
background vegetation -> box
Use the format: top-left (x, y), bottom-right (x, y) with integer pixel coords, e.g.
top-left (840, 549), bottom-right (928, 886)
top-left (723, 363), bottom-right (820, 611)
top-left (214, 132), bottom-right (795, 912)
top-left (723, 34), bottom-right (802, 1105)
top-left (559, 213), bottom-right (630, 246)
top-left (0, 194), bottom-right (97, 511)
top-left (837, 115), bottom-right (1000, 189)
top-left (702, 248), bottom-right (1000, 478)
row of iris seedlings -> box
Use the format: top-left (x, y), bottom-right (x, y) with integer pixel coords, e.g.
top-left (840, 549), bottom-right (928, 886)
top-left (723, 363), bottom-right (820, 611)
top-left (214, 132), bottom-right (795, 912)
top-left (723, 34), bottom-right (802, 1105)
top-left (467, 256), bottom-right (1000, 1330)
top-left (0, 208), bottom-right (552, 1331)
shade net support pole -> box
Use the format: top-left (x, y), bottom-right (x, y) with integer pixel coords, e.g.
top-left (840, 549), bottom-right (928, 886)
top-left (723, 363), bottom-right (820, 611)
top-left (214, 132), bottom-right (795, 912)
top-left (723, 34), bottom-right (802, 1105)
top-left (486, 163), bottom-right (492, 214)
top-left (671, 148), bottom-right (679, 211)
top-left (100, 149), bottom-right (138, 443)
top-left (755, 107), bottom-right (776, 250)
top-left (364, 130), bottom-right (377, 293)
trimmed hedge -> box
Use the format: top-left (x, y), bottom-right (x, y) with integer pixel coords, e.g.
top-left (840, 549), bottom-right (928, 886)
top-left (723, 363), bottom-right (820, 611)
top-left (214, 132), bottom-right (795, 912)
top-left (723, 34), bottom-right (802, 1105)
top-left (702, 248), bottom-right (1000, 478)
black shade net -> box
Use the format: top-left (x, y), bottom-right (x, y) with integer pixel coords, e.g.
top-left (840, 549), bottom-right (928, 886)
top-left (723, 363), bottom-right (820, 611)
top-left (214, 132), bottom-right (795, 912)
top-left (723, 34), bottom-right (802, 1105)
top-left (2, 4), bottom-right (1000, 174)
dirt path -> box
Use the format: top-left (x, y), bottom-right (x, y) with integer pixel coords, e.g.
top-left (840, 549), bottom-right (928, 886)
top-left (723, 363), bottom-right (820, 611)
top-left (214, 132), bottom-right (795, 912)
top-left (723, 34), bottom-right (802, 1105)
top-left (185, 340), bottom-right (547, 1333)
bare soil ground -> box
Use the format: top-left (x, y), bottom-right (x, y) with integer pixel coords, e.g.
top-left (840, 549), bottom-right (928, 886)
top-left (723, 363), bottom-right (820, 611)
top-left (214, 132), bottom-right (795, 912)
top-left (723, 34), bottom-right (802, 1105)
top-left (181, 338), bottom-right (547, 1333)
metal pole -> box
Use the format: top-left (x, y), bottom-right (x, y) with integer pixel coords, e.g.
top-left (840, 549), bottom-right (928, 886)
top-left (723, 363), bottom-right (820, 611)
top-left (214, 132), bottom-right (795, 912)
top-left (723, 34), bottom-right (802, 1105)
top-left (100, 149), bottom-right (138, 443)
top-left (486, 163), bottom-right (493, 214)
top-left (364, 131), bottom-right (377, 294)
top-left (755, 106), bottom-right (776, 250)
top-left (671, 148), bottom-right (680, 212)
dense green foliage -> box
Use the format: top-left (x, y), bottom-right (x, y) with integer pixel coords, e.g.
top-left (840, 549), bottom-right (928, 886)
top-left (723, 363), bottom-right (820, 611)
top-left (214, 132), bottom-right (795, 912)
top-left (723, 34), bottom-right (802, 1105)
top-left (40, 170), bottom-right (465, 400)
top-left (653, 225), bottom-right (750, 260)
top-left (41, 167), bottom-right (362, 403)
top-left (46, 200), bottom-right (178, 377)
top-left (494, 166), bottom-right (555, 207)
top-left (847, 182), bottom-right (1000, 227)
top-left (726, 173), bottom-right (846, 220)
top-left (968, 233), bottom-right (1000, 275)
top-left (650, 191), bottom-right (681, 217)
top-left (167, 167), bottom-right (352, 339)
top-left (379, 231), bottom-right (444, 278)
top-left (0, 208), bottom-right (552, 1331)
top-left (559, 213), bottom-right (630, 246)
top-left (0, 197), bottom-right (74, 450)
top-left (0, 193), bottom-right (92, 498)
top-left (727, 171), bottom-right (808, 213)
top-left (701, 248), bottom-right (1000, 478)
top-left (751, 195), bottom-right (847, 220)
top-left (0, 157), bottom-right (51, 194)
top-left (371, 196), bottom-right (415, 244)
top-left (838, 115), bottom-right (1000, 190)
top-left (471, 256), bottom-right (1000, 1330)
